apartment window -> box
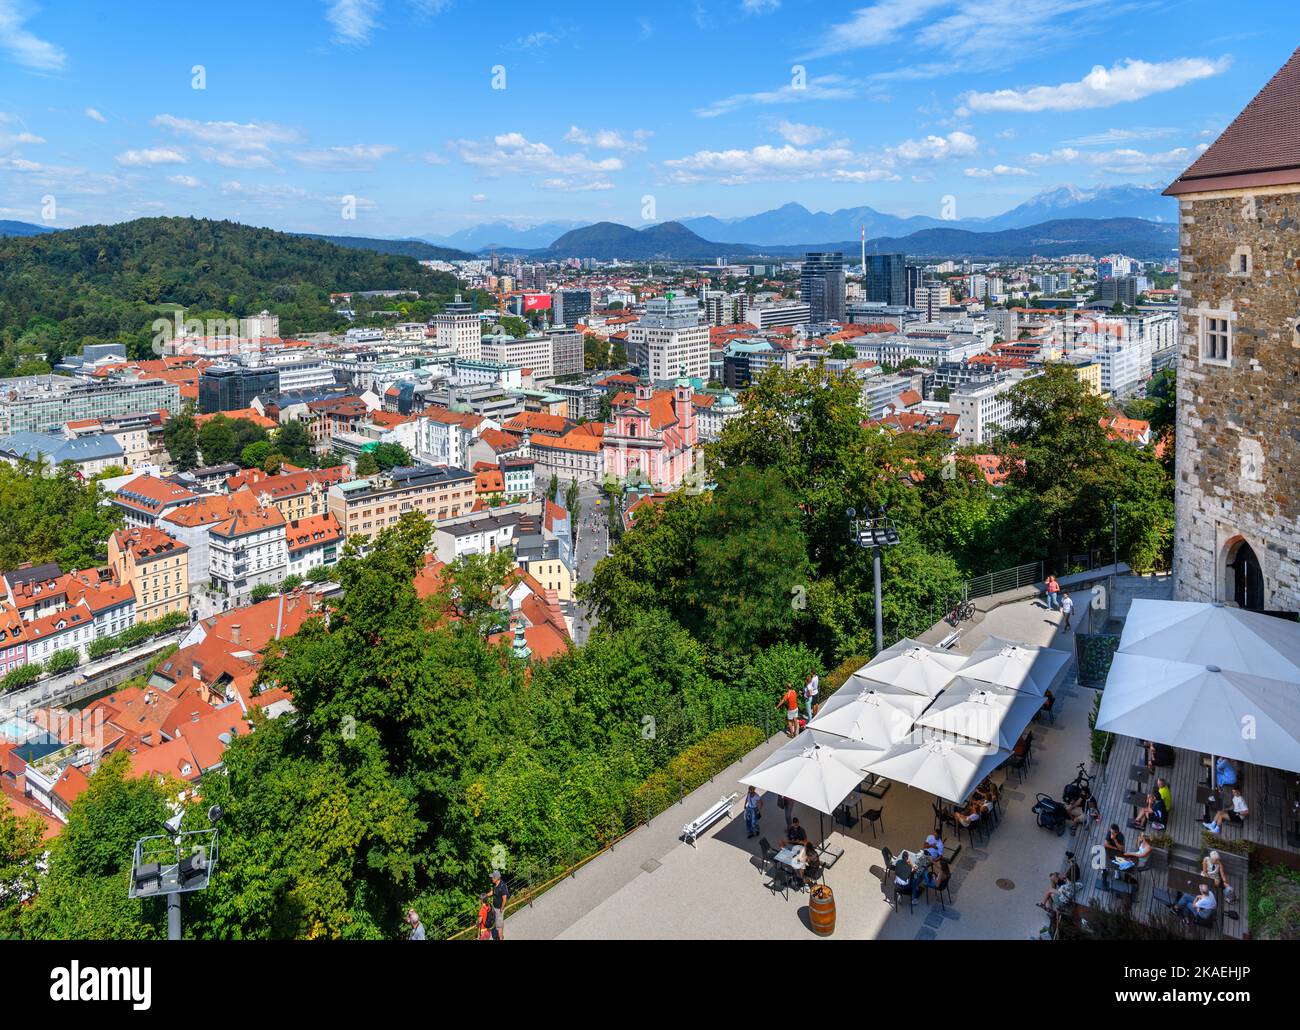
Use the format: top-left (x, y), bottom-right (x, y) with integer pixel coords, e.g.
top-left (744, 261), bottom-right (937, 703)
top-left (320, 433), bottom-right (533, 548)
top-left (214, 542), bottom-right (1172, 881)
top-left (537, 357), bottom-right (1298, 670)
top-left (1200, 312), bottom-right (1232, 366)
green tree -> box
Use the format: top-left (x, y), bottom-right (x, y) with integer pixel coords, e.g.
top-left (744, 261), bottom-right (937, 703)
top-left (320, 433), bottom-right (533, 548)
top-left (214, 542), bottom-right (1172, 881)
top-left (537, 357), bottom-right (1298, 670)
top-left (355, 452), bottom-right (380, 477)
top-left (240, 439), bottom-right (276, 469)
top-left (370, 442), bottom-right (411, 471)
top-left (163, 411), bottom-right (200, 471)
top-left (275, 419), bottom-right (314, 465)
top-left (0, 808), bottom-right (44, 937)
top-left (441, 550), bottom-right (515, 637)
top-left (22, 753), bottom-right (176, 940)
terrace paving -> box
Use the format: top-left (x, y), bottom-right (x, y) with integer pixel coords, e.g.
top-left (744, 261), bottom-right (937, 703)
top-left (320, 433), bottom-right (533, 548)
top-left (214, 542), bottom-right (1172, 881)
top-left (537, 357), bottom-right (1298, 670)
top-left (507, 586), bottom-right (1104, 940)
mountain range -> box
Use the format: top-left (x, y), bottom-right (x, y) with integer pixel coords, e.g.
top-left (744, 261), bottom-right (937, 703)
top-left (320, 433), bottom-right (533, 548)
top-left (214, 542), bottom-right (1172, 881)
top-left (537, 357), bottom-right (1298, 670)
top-left (419, 185), bottom-right (1176, 252)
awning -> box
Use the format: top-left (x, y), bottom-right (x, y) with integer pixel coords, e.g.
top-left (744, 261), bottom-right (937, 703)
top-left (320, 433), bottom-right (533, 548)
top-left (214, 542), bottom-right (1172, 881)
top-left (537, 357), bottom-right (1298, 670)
top-left (913, 675), bottom-right (1046, 750)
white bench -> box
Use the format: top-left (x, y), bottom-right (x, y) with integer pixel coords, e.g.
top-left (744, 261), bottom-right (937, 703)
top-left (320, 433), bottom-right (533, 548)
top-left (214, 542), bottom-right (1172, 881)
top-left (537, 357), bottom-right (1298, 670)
top-left (939, 630), bottom-right (962, 650)
top-left (682, 793), bottom-right (738, 847)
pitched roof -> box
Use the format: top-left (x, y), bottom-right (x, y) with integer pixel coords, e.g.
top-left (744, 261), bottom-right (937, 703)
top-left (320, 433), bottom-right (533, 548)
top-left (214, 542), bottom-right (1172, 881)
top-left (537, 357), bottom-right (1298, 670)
top-left (284, 513), bottom-right (342, 554)
top-left (113, 525), bottom-right (189, 561)
top-left (1166, 47), bottom-right (1300, 194)
top-left (114, 474), bottom-right (199, 516)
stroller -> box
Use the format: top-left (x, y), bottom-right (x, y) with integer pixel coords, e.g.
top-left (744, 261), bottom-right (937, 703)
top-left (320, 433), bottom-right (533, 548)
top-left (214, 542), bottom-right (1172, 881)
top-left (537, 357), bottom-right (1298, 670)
top-left (1032, 793), bottom-right (1070, 835)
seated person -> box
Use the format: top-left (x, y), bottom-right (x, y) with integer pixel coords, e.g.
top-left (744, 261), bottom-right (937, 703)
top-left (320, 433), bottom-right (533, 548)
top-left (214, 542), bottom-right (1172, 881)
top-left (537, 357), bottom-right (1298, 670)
top-left (1214, 756), bottom-right (1238, 788)
top-left (780, 818), bottom-right (809, 849)
top-left (922, 833), bottom-right (944, 859)
top-left (1039, 689), bottom-right (1056, 718)
top-left (894, 853), bottom-right (921, 900)
top-left (1173, 884), bottom-right (1217, 923)
top-left (1134, 791), bottom-right (1166, 829)
top-left (953, 801), bottom-right (982, 828)
top-left (1102, 824), bottom-right (1126, 859)
top-left (1201, 850), bottom-right (1228, 890)
top-left (1114, 833), bottom-right (1152, 882)
top-left (1155, 777), bottom-right (1173, 817)
top-left (1204, 788), bottom-right (1247, 834)
top-left (924, 856), bottom-right (951, 892)
top-left (1064, 851), bottom-right (1082, 887)
top-left (974, 778), bottom-right (1000, 806)
top-left (1066, 787), bottom-right (1097, 829)
top-left (800, 844), bottom-right (822, 887)
top-left (1037, 872), bottom-right (1076, 921)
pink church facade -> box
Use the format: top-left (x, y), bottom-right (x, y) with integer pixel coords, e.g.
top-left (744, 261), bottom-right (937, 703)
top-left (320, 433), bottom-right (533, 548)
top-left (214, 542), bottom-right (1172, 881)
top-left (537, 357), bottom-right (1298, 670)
top-left (601, 382), bottom-right (697, 491)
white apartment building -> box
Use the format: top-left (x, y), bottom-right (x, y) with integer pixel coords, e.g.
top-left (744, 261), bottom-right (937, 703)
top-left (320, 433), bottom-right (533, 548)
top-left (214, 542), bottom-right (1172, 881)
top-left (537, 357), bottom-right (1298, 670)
top-left (629, 295), bottom-right (709, 382)
top-left (415, 407), bottom-right (492, 467)
top-left (481, 332), bottom-right (553, 379)
top-left (948, 375), bottom-right (1026, 446)
top-left (275, 360), bottom-right (337, 393)
top-left (745, 300), bottom-right (811, 330)
top-left (434, 300), bottom-right (482, 363)
top-left (853, 331), bottom-right (987, 367)
top-left (208, 507), bottom-right (289, 601)
top-left (913, 285), bottom-right (952, 321)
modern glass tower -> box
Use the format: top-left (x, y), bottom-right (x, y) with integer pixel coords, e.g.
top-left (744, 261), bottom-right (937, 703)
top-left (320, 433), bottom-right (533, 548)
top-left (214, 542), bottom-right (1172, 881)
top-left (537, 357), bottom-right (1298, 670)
top-left (800, 252), bottom-right (846, 322)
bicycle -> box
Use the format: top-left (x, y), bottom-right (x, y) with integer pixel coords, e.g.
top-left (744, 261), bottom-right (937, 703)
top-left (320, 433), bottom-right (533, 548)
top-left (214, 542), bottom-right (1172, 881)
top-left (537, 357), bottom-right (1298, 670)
top-left (946, 598), bottom-right (975, 626)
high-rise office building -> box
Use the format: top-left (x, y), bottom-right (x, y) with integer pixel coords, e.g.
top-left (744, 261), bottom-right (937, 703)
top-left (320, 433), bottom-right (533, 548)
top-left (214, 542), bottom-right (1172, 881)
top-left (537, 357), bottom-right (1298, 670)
top-left (800, 252), bottom-right (846, 322)
top-left (905, 264), bottom-right (924, 307)
top-left (629, 294), bottom-right (709, 382)
top-left (434, 293), bottom-right (482, 362)
top-left (864, 253), bottom-right (907, 306)
top-left (1099, 276), bottom-right (1139, 307)
top-left (553, 290), bottom-right (592, 327)
top-left (197, 366), bottom-right (280, 414)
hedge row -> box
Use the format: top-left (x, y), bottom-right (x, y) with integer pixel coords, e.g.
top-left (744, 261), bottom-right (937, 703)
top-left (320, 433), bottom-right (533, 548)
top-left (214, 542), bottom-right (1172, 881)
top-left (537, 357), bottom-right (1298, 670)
top-left (631, 724), bottom-right (767, 824)
top-left (86, 611), bottom-right (189, 660)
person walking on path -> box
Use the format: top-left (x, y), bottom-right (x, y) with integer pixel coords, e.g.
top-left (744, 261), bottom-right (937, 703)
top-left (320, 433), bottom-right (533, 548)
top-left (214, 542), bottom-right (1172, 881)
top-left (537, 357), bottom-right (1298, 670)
top-left (406, 908), bottom-right (426, 940)
top-left (777, 683), bottom-right (800, 737)
top-left (1045, 575), bottom-right (1060, 611)
top-left (743, 785), bottom-right (764, 838)
top-left (489, 870), bottom-right (509, 940)
top-left (803, 670), bottom-right (820, 722)
top-left (1059, 592), bottom-right (1075, 633)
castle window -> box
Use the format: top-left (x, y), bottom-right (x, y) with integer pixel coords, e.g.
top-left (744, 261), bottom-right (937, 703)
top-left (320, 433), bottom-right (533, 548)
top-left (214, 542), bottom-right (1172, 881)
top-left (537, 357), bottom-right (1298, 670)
top-left (1231, 245), bottom-right (1252, 276)
top-left (1199, 311), bottom-right (1232, 366)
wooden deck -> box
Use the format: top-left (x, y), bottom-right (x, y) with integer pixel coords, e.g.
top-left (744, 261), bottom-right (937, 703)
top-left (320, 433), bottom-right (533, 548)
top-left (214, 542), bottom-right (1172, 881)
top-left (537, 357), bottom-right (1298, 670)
top-left (1073, 729), bottom-right (1300, 939)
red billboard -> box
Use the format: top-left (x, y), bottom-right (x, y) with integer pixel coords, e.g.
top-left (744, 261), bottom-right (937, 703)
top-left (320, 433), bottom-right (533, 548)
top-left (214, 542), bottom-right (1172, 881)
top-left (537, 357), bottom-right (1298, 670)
top-left (523, 294), bottom-right (552, 311)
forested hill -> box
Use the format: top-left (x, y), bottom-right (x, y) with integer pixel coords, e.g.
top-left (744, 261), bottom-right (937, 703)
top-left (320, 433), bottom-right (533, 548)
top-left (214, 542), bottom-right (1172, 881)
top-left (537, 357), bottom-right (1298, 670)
top-left (0, 217), bottom-right (463, 374)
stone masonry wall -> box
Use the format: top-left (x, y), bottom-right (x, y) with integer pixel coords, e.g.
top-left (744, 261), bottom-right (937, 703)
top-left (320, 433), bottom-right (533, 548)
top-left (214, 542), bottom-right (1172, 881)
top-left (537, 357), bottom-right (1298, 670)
top-left (1173, 185), bottom-right (1300, 609)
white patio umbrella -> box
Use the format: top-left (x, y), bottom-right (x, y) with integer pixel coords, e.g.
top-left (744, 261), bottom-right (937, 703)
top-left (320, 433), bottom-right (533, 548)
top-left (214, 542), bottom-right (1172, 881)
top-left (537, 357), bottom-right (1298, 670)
top-left (959, 636), bottom-right (1071, 696)
top-left (913, 676), bottom-right (1045, 750)
top-left (858, 638), bottom-right (967, 699)
top-left (863, 730), bottom-right (1010, 804)
top-left (808, 681), bottom-right (925, 748)
top-left (741, 728), bottom-right (880, 819)
top-left (1119, 599), bottom-right (1300, 682)
top-left (1095, 651), bottom-right (1300, 773)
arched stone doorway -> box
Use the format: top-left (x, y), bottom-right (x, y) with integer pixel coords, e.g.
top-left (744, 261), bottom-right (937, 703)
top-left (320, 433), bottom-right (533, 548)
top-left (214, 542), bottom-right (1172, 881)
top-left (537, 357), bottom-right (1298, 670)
top-left (1225, 537), bottom-right (1265, 610)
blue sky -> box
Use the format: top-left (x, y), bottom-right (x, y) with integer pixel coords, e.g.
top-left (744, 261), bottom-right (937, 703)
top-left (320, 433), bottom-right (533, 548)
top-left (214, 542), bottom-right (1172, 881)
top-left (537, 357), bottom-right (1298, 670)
top-left (1, 0), bottom-right (1296, 236)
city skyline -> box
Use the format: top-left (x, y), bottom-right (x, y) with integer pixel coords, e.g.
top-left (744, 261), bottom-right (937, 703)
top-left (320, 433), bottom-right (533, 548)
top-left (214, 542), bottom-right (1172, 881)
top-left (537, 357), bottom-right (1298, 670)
top-left (0, 1), bottom-right (1295, 237)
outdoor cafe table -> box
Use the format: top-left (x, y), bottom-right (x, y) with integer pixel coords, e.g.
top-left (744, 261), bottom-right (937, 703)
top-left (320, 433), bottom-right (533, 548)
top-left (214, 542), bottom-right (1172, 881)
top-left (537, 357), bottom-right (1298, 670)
top-left (773, 845), bottom-right (807, 891)
top-left (1196, 784), bottom-right (1225, 822)
top-left (1167, 868), bottom-right (1218, 903)
top-left (1125, 791), bottom-right (1146, 819)
top-left (835, 792), bottom-right (861, 830)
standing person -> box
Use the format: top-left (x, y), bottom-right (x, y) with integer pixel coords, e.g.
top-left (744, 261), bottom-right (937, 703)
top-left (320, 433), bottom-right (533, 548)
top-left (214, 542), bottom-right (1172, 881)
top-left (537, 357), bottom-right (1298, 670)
top-left (489, 870), bottom-right (509, 940)
top-left (476, 894), bottom-right (496, 940)
top-left (1059, 592), bottom-right (1075, 632)
top-left (743, 785), bottom-right (764, 839)
top-left (1045, 574), bottom-right (1060, 611)
top-left (406, 908), bottom-right (425, 940)
top-left (803, 670), bottom-right (820, 722)
top-left (776, 683), bottom-right (799, 737)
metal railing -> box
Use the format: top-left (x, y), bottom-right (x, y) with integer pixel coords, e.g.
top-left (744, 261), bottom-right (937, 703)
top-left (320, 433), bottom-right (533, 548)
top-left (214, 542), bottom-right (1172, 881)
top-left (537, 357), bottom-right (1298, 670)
top-left (961, 561), bottom-right (1044, 602)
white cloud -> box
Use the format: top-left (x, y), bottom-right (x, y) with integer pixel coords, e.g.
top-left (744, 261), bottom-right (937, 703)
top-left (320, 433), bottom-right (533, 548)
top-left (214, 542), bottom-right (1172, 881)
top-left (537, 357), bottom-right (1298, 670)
top-left (168, 174), bottom-right (202, 188)
top-left (809, 0), bottom-right (948, 57)
top-left (963, 164), bottom-right (1030, 178)
top-left (199, 148), bottom-right (277, 170)
top-left (696, 75), bottom-right (856, 118)
top-left (154, 114), bottom-right (301, 151)
top-left (0, 0), bottom-right (67, 71)
top-left (538, 178), bottom-right (616, 192)
top-left (961, 57), bottom-right (1231, 114)
top-left (1059, 126), bottom-right (1178, 146)
top-left (325, 0), bottom-right (380, 44)
top-left (451, 132), bottom-right (623, 175)
top-left (662, 143), bottom-right (897, 185)
top-left (291, 143), bottom-right (397, 169)
top-left (563, 126), bottom-right (649, 151)
top-left (1025, 144), bottom-right (1207, 174)
top-left (741, 0), bottom-right (780, 12)
top-left (84, 107), bottom-right (106, 123)
top-left (0, 130), bottom-right (44, 145)
top-left (775, 121), bottom-right (829, 146)
top-left (116, 148), bottom-right (187, 167)
top-left (889, 131), bottom-right (977, 162)
top-left (510, 31), bottom-right (558, 50)
top-left (471, 193), bottom-right (487, 202)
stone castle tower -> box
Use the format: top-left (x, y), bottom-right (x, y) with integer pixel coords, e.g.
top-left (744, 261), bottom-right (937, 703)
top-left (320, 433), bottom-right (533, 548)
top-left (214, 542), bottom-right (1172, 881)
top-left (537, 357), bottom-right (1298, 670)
top-left (1165, 46), bottom-right (1300, 612)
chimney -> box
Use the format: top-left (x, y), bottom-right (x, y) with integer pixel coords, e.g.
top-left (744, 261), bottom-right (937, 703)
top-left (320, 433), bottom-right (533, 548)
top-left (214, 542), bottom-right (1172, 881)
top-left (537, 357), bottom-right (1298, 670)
top-left (230, 623), bottom-right (241, 645)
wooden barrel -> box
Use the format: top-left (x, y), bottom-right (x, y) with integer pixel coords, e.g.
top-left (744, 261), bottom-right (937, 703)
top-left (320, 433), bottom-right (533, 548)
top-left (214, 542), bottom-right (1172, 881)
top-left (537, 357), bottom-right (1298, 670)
top-left (809, 884), bottom-right (835, 936)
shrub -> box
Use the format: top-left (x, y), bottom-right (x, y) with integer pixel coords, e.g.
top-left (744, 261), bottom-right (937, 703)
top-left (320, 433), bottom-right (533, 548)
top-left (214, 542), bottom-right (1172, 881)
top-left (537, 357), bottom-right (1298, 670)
top-left (0, 662), bottom-right (42, 691)
top-left (250, 584), bottom-right (276, 602)
top-left (823, 654), bottom-right (869, 699)
top-left (1250, 865), bottom-right (1300, 941)
top-left (43, 649), bottom-right (80, 674)
top-left (306, 565), bottom-right (332, 583)
top-left (631, 724), bottom-right (766, 824)
top-left (280, 574), bottom-right (304, 592)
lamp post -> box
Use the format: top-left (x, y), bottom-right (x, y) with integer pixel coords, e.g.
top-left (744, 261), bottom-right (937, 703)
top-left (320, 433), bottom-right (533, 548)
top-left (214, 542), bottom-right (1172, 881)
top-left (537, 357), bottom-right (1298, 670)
top-left (130, 805), bottom-right (222, 940)
top-left (847, 507), bottom-right (901, 655)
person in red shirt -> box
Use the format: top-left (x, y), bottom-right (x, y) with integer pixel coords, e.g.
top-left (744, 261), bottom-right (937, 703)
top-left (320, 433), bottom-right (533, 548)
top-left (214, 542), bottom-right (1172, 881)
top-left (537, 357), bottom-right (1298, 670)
top-left (776, 683), bottom-right (800, 737)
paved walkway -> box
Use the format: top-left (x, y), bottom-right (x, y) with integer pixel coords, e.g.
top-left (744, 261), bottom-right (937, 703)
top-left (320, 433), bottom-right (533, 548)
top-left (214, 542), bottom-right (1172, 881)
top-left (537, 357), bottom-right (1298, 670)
top-left (507, 587), bottom-right (1098, 940)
